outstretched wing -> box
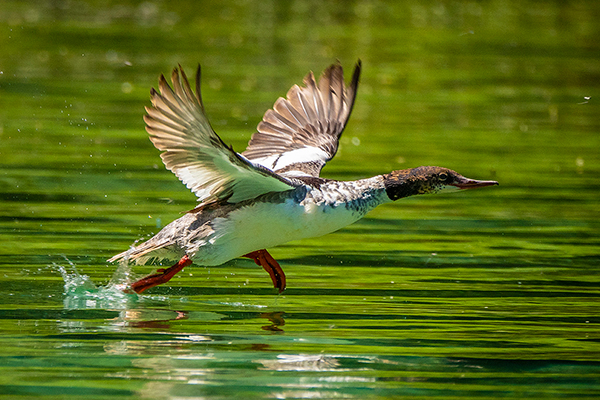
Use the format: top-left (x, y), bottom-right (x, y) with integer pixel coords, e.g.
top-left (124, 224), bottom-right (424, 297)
top-left (144, 65), bottom-right (298, 205)
top-left (242, 60), bottom-right (361, 178)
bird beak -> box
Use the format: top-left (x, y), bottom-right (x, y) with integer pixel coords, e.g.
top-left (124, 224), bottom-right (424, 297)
top-left (453, 177), bottom-right (499, 190)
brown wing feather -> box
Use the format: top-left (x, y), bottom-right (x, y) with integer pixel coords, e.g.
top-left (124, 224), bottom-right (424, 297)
top-left (242, 61), bottom-right (361, 178)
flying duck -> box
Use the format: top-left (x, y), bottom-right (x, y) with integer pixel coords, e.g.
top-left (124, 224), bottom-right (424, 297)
top-left (108, 61), bottom-right (498, 294)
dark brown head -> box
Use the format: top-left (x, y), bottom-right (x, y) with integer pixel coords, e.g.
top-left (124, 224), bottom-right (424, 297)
top-left (383, 166), bottom-right (498, 201)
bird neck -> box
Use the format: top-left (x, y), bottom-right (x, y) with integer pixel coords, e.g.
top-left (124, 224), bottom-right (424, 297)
top-left (383, 169), bottom-right (429, 201)
top-left (304, 176), bottom-right (390, 215)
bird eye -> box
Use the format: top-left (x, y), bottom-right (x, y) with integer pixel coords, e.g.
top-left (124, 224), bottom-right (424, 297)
top-left (439, 173), bottom-right (448, 182)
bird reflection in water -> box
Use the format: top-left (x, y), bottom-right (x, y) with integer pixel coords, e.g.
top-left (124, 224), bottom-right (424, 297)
top-left (261, 311), bottom-right (286, 332)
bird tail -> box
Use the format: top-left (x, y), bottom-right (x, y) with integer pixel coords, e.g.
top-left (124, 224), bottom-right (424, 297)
top-left (107, 238), bottom-right (174, 265)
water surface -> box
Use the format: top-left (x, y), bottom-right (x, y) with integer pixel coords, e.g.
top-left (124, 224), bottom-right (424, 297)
top-left (1, 1), bottom-right (599, 398)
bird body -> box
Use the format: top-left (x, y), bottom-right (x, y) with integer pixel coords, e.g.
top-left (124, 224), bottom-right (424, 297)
top-left (109, 61), bottom-right (497, 293)
top-left (117, 175), bottom-right (388, 267)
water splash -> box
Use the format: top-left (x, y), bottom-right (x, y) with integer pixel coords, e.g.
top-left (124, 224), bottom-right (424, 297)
top-left (55, 255), bottom-right (140, 310)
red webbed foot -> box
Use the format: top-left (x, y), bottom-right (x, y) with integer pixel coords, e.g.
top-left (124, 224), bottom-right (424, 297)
top-left (129, 255), bottom-right (192, 294)
top-left (242, 249), bottom-right (286, 293)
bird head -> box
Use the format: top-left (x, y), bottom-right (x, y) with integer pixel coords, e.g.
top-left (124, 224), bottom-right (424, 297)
top-left (383, 166), bottom-right (498, 201)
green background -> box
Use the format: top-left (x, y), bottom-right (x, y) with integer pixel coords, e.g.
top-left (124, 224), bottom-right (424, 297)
top-left (0, 1), bottom-right (599, 398)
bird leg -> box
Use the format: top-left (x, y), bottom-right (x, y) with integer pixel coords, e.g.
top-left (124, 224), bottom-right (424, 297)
top-left (242, 249), bottom-right (286, 293)
top-left (129, 255), bottom-right (192, 294)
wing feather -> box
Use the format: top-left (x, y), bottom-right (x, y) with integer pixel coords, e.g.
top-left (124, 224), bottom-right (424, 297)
top-left (243, 60), bottom-right (361, 178)
top-left (145, 65), bottom-right (298, 205)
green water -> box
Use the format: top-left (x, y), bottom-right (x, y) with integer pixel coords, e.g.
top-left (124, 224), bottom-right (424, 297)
top-left (1, 0), bottom-right (600, 398)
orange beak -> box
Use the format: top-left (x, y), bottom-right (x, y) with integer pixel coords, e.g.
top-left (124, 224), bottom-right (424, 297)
top-left (453, 177), bottom-right (499, 190)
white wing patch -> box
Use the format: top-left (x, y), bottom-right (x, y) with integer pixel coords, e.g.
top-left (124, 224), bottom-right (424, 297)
top-left (252, 147), bottom-right (331, 171)
top-left (242, 61), bottom-right (361, 179)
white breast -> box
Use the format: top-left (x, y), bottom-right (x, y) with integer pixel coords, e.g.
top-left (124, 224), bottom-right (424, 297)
top-left (193, 200), bottom-right (351, 265)
top-left (189, 179), bottom-right (387, 266)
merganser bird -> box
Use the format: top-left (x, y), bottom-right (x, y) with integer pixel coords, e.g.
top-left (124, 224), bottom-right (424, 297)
top-left (108, 61), bottom-right (498, 294)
